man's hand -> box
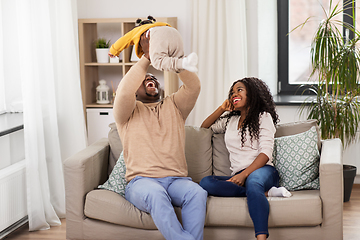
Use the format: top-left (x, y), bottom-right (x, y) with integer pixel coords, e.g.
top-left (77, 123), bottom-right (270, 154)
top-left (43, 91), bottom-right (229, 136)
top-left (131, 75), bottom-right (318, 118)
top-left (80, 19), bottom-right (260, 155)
top-left (140, 31), bottom-right (150, 60)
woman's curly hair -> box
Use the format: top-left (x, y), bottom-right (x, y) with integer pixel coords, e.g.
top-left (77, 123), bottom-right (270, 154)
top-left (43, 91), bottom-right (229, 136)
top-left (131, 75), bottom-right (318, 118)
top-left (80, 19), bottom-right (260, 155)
top-left (221, 77), bottom-right (279, 147)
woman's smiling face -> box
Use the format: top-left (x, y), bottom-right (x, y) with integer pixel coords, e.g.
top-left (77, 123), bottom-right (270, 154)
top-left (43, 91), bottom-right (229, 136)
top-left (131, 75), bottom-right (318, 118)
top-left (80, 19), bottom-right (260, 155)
top-left (229, 81), bottom-right (247, 111)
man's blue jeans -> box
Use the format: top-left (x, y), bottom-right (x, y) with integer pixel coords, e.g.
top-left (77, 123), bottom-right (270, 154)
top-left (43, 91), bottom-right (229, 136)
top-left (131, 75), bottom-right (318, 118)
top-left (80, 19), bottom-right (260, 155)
top-left (199, 165), bottom-right (279, 237)
top-left (125, 176), bottom-right (208, 240)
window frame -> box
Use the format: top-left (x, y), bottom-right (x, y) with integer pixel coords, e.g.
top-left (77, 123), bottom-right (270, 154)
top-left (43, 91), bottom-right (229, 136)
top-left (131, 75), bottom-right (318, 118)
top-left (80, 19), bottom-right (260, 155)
top-left (277, 0), bottom-right (355, 95)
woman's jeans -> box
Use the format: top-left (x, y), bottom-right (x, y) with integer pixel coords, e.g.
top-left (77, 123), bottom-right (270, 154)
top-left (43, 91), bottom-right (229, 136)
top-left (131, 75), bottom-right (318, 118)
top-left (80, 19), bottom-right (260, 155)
top-left (199, 165), bottom-right (279, 237)
top-left (125, 176), bottom-right (208, 240)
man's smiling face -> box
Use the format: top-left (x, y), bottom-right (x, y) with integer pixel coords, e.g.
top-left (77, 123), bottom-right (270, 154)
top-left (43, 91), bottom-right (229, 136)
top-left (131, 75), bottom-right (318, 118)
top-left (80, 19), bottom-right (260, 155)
top-left (136, 73), bottom-right (161, 103)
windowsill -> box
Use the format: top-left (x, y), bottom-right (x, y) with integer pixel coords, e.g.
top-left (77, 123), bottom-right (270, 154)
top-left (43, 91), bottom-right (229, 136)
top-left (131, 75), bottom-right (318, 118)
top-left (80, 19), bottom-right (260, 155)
top-left (0, 113), bottom-right (24, 137)
top-left (274, 94), bottom-right (316, 106)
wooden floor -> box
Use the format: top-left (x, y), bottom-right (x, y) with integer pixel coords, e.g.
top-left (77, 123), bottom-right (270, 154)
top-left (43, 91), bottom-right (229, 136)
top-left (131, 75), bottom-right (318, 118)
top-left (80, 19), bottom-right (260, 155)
top-left (3, 218), bottom-right (66, 240)
top-left (4, 185), bottom-right (360, 240)
top-left (343, 184), bottom-right (360, 240)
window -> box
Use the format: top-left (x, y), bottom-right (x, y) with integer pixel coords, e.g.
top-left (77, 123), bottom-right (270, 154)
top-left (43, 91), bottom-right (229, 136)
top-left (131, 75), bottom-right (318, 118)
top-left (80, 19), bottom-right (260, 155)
top-left (277, 0), bottom-right (354, 95)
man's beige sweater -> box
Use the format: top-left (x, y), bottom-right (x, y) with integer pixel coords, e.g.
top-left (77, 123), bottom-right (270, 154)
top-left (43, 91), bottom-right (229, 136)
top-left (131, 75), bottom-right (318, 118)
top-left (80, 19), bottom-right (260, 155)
top-left (113, 57), bottom-right (201, 182)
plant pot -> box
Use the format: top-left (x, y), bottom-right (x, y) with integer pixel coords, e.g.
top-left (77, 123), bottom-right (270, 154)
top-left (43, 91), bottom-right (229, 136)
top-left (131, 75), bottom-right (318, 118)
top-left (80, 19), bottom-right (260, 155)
top-left (343, 164), bottom-right (357, 202)
top-left (96, 48), bottom-right (109, 63)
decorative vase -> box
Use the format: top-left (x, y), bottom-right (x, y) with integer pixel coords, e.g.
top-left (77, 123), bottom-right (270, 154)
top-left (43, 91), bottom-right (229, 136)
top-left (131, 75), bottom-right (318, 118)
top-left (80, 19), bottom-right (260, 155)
top-left (96, 48), bottom-right (109, 63)
top-left (343, 164), bottom-right (357, 202)
top-left (96, 79), bottom-right (110, 104)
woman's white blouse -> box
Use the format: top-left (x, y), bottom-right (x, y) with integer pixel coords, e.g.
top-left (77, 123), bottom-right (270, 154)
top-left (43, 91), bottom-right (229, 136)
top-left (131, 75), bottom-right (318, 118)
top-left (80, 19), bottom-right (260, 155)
top-left (210, 112), bottom-right (276, 175)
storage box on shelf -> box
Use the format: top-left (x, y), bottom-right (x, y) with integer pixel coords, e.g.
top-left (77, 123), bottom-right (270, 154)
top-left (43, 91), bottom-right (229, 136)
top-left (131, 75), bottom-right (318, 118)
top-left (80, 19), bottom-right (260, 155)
top-left (86, 108), bottom-right (114, 145)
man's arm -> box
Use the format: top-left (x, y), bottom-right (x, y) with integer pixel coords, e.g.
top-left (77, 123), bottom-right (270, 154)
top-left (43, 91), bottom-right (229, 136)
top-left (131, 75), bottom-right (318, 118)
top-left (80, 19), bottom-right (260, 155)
top-left (173, 70), bottom-right (201, 120)
top-left (113, 56), bottom-right (150, 124)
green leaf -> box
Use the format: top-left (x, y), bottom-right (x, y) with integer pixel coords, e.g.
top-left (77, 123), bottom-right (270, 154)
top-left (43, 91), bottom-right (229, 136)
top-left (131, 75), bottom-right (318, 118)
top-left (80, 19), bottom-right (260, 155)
top-left (95, 38), bottom-right (110, 48)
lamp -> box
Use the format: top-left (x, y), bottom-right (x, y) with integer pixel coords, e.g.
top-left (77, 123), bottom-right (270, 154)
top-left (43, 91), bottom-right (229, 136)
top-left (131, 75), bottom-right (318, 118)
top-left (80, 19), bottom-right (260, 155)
top-left (96, 79), bottom-right (110, 104)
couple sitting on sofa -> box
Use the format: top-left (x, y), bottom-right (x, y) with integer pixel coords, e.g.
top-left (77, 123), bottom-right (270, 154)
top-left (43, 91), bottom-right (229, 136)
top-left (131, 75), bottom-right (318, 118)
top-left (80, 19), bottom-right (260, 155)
top-left (111, 49), bottom-right (292, 240)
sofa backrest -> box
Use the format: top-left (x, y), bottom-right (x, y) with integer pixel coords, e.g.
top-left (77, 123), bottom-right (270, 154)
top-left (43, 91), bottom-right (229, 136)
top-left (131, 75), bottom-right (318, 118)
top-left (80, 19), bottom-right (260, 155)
top-left (107, 119), bottom-right (321, 181)
top-left (212, 133), bottom-right (231, 176)
top-left (107, 123), bottom-right (214, 181)
top-left (184, 126), bottom-right (213, 183)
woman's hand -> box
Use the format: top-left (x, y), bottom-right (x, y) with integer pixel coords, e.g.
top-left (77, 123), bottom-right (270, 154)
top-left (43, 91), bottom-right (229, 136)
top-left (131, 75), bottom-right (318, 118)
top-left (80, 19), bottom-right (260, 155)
top-left (201, 99), bottom-right (234, 128)
top-left (220, 99), bottom-right (234, 112)
top-left (227, 172), bottom-right (247, 186)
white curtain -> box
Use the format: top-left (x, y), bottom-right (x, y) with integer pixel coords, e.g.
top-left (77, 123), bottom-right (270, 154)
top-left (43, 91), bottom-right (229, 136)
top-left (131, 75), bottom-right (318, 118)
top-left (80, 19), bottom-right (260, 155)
top-left (14, 0), bottom-right (86, 231)
top-left (188, 0), bottom-right (248, 126)
top-left (0, 0), bottom-right (5, 114)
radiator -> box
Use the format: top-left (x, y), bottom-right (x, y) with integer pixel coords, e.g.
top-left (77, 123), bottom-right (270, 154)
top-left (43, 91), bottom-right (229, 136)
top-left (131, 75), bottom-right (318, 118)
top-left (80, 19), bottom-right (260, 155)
top-left (0, 159), bottom-right (27, 233)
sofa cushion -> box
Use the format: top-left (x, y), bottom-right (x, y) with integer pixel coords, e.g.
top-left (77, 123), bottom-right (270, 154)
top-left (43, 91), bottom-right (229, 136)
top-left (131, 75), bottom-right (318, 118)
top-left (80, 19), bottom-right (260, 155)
top-left (275, 119), bottom-right (321, 150)
top-left (212, 133), bottom-right (231, 176)
top-left (185, 126), bottom-right (213, 183)
top-left (85, 189), bottom-right (158, 229)
top-left (273, 126), bottom-right (320, 191)
top-left (86, 189), bottom-right (322, 229)
top-left (85, 189), bottom-right (183, 230)
top-left (108, 122), bottom-right (123, 175)
top-left (204, 190), bottom-right (322, 227)
top-left (98, 151), bottom-right (127, 196)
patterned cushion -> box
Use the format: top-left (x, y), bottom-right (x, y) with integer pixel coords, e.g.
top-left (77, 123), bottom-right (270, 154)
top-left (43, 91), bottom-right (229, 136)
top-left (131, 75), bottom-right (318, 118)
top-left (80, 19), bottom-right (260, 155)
top-left (275, 119), bottom-right (321, 150)
top-left (272, 126), bottom-right (320, 191)
top-left (98, 151), bottom-right (127, 196)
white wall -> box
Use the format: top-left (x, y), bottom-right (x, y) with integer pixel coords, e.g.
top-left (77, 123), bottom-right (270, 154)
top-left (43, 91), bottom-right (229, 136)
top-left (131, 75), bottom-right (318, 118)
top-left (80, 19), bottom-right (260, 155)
top-left (276, 105), bottom-right (306, 124)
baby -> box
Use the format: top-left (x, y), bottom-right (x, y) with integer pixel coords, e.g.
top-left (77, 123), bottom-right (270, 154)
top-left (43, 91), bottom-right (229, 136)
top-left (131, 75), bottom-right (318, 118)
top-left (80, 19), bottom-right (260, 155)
top-left (108, 16), bottom-right (198, 73)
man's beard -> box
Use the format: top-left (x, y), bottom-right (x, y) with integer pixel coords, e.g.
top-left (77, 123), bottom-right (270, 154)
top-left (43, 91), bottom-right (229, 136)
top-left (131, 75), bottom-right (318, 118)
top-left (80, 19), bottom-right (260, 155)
top-left (146, 91), bottom-right (159, 98)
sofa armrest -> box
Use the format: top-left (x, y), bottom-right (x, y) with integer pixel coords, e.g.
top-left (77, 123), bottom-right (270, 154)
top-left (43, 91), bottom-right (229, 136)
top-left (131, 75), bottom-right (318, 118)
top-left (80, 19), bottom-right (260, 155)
top-left (318, 138), bottom-right (343, 239)
top-left (63, 138), bottom-right (109, 239)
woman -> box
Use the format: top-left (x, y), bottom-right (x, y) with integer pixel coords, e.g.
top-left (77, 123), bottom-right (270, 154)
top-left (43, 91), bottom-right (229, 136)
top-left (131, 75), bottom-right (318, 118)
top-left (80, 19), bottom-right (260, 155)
top-left (200, 77), bottom-right (291, 240)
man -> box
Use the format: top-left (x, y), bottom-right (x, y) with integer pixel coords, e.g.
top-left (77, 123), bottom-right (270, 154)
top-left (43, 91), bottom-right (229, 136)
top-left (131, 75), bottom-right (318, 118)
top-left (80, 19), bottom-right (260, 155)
top-left (113, 54), bottom-right (207, 240)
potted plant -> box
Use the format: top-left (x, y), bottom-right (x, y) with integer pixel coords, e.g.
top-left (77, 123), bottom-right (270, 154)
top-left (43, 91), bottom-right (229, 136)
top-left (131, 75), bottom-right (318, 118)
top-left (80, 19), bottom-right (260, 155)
top-left (294, 1), bottom-right (360, 202)
top-left (95, 38), bottom-right (110, 63)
